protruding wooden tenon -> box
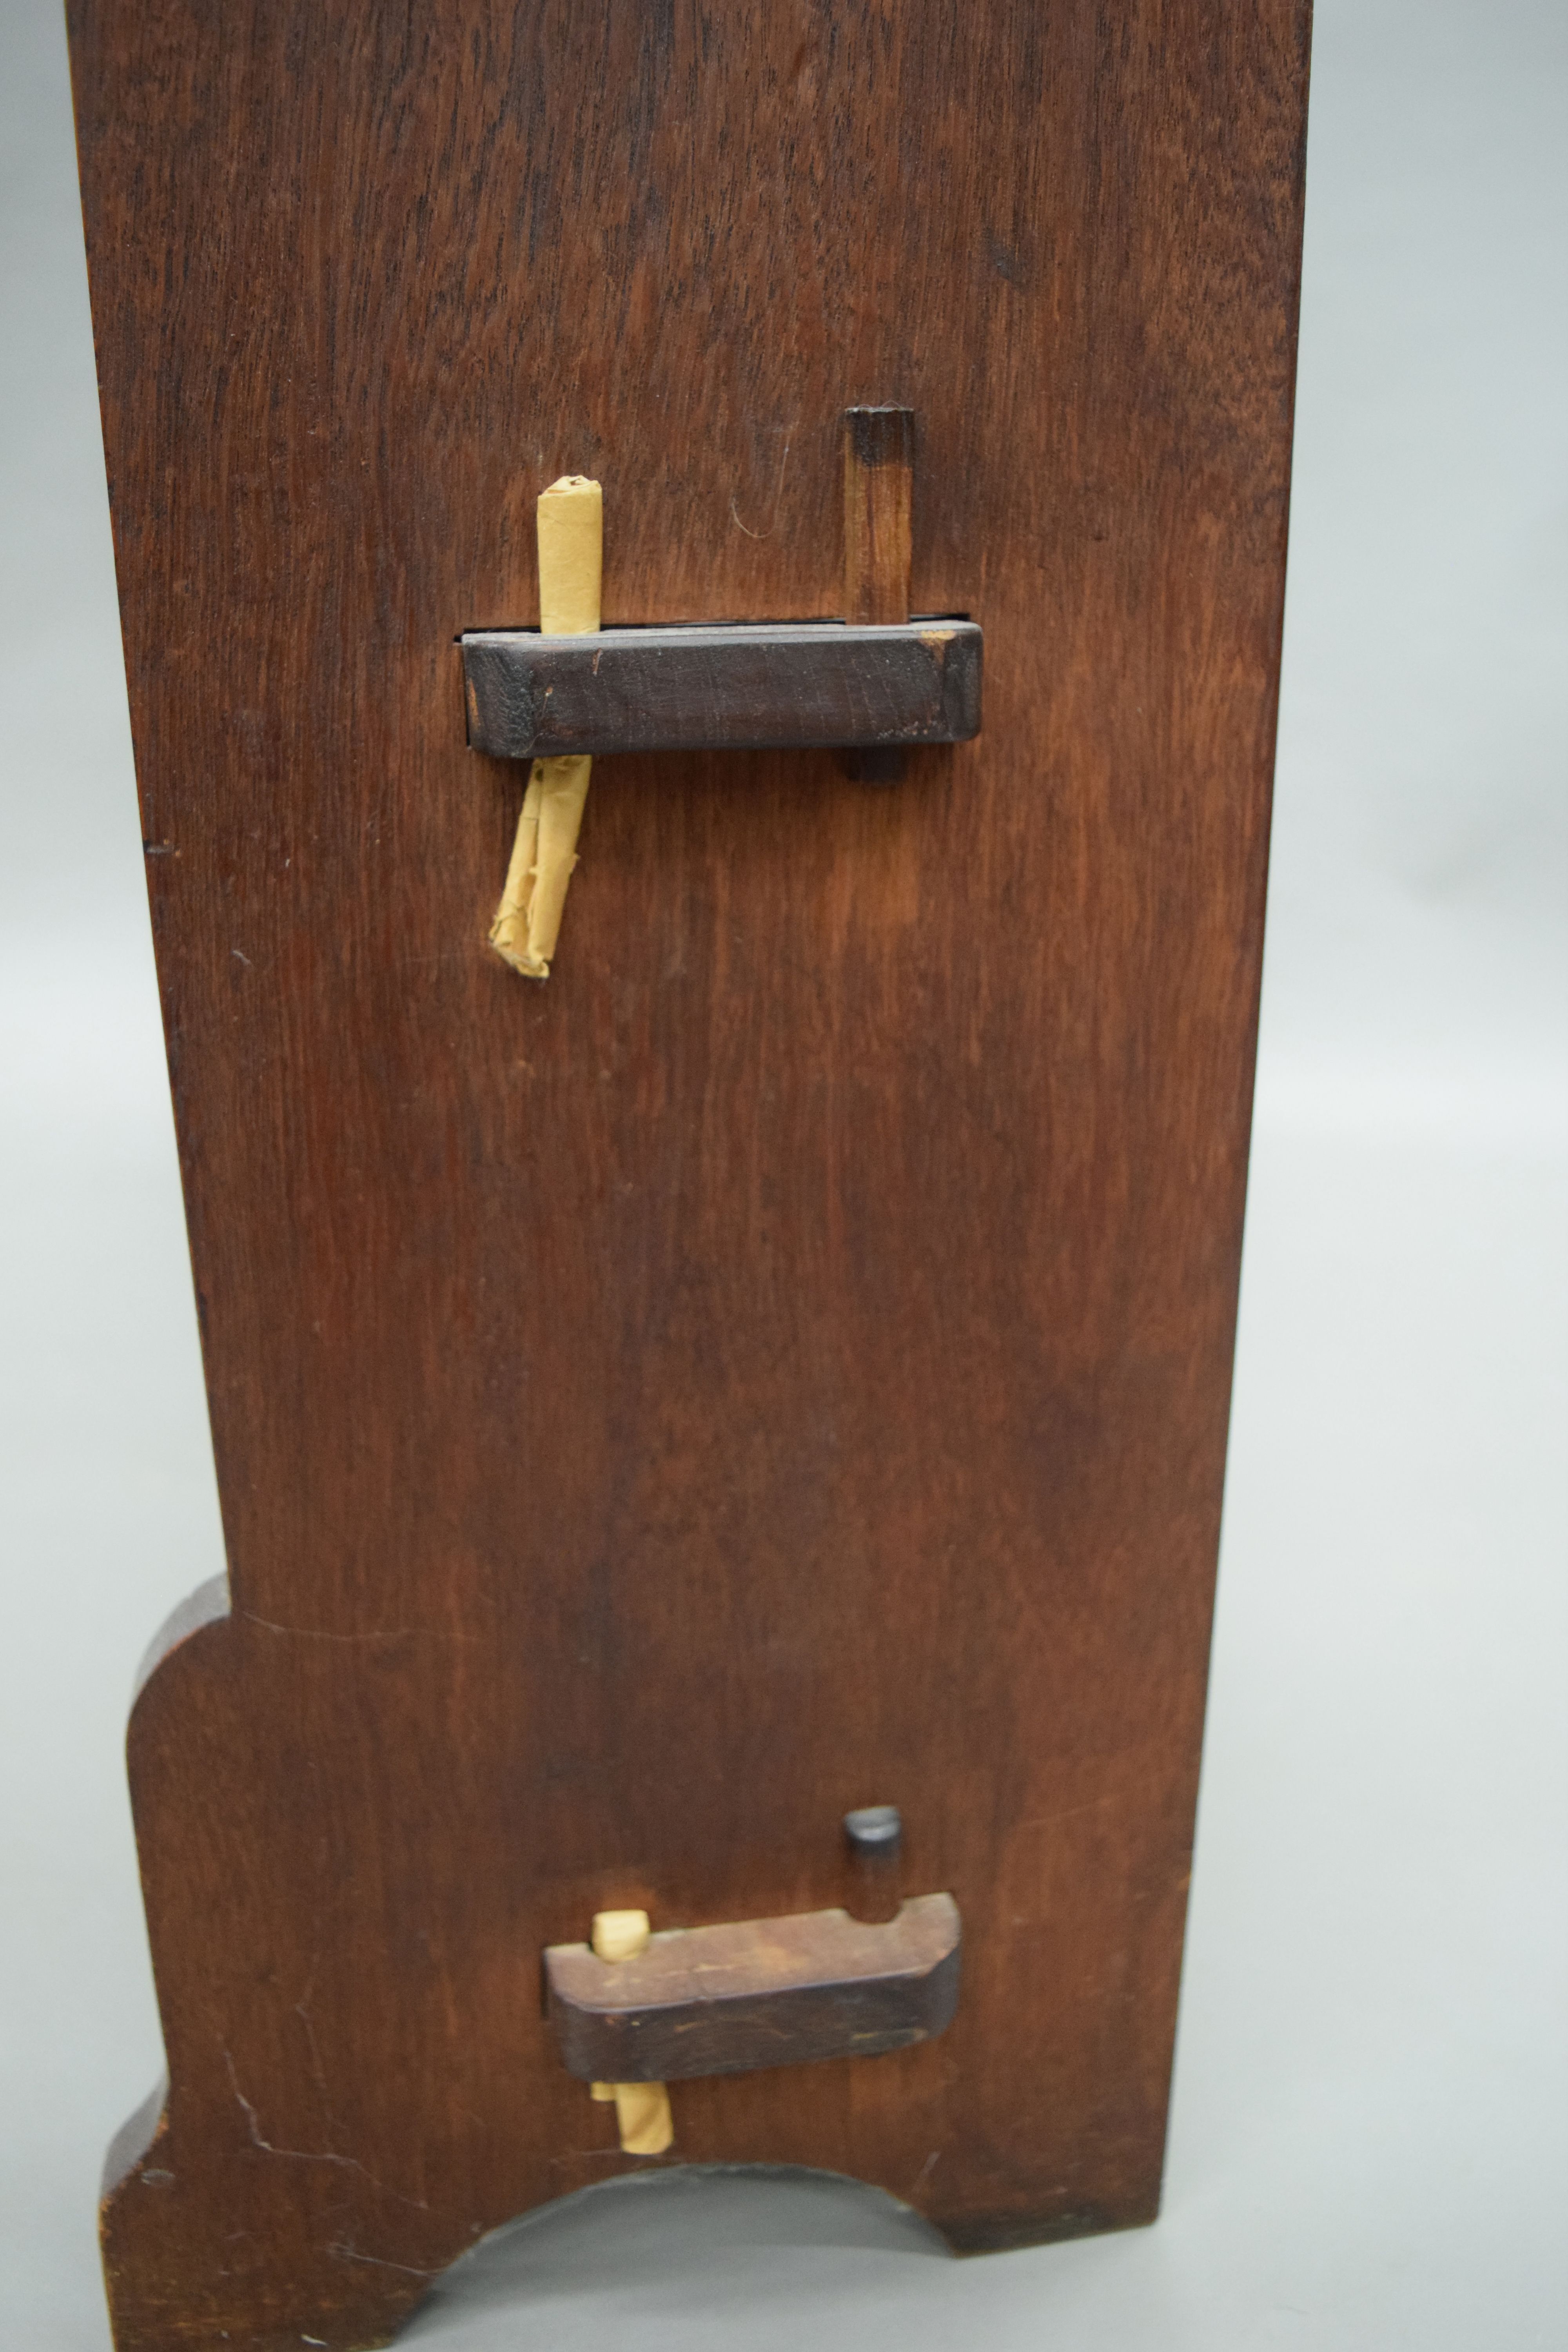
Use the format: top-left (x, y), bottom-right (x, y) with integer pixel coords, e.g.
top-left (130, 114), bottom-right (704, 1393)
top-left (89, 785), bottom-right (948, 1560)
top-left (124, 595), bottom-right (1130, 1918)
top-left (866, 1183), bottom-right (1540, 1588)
top-left (842, 405), bottom-right (916, 782)
top-left (843, 1803), bottom-right (904, 1923)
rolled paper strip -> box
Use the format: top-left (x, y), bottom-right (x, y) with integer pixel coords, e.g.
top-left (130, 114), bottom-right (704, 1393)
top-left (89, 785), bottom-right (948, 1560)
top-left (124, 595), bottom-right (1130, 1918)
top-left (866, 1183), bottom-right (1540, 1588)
top-left (489, 474), bottom-right (603, 977)
top-left (590, 1909), bottom-right (653, 1964)
top-left (537, 475), bottom-right (603, 635)
top-left (589, 1907), bottom-right (673, 2156)
top-left (612, 2080), bottom-right (674, 2156)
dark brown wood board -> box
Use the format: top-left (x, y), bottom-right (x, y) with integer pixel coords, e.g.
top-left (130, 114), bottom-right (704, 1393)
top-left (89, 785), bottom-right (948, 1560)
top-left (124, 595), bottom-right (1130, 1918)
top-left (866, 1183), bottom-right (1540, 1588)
top-left (544, 1895), bottom-right (962, 2083)
top-left (67, 3), bottom-right (1310, 2346)
top-left (460, 621), bottom-right (984, 757)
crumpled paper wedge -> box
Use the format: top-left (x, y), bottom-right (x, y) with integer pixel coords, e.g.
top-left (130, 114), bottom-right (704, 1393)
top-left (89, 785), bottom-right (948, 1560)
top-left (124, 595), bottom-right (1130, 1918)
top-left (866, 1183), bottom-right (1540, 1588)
top-left (490, 475), bottom-right (602, 978)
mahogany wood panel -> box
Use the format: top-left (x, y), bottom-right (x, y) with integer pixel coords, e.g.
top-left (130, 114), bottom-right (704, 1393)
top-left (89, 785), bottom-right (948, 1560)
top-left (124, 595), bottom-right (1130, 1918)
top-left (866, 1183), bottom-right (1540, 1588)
top-left (545, 1894), bottom-right (962, 2082)
top-left (461, 621), bottom-right (983, 757)
top-left (68, 2), bottom-right (1310, 2346)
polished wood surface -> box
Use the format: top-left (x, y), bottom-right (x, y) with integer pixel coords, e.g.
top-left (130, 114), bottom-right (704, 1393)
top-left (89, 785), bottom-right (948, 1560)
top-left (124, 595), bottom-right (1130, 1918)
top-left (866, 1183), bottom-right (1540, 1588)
top-left (546, 1895), bottom-right (962, 2083)
top-left (69, 1), bottom-right (1310, 2344)
top-left (461, 621), bottom-right (983, 757)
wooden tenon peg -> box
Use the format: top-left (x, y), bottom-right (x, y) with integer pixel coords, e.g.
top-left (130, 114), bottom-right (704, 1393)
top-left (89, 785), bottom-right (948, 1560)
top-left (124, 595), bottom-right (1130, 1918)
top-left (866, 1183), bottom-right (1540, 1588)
top-left (843, 1803), bottom-right (904, 1924)
top-left (842, 406), bottom-right (915, 783)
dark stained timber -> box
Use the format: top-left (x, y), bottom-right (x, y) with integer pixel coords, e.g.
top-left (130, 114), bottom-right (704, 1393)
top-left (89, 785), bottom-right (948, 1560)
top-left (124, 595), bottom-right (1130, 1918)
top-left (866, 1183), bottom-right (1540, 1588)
top-left (67, 0), bottom-right (1312, 2342)
top-left (461, 621), bottom-right (983, 758)
top-left (545, 1895), bottom-right (962, 2083)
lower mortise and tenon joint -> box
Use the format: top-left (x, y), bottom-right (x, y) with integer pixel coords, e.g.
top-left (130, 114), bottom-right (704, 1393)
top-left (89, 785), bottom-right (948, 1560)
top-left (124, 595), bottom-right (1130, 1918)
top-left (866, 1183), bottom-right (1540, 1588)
top-left (547, 1893), bottom-right (961, 2087)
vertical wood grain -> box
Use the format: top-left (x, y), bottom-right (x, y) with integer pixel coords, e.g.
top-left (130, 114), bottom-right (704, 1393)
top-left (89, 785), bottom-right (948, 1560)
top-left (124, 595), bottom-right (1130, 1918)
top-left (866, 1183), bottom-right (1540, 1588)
top-left (66, 3), bottom-right (1312, 2345)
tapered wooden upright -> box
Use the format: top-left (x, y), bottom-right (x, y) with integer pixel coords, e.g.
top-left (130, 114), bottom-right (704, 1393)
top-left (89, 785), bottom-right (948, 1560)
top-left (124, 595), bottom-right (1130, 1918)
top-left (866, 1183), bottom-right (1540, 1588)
top-left (68, 3), bottom-right (1310, 2346)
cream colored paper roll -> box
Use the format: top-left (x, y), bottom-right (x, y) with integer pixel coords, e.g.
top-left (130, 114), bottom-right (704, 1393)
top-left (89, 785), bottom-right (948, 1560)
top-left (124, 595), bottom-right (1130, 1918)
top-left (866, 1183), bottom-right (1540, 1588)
top-left (609, 2080), bottom-right (673, 2155)
top-left (588, 1907), bottom-right (674, 2157)
top-left (537, 475), bottom-right (603, 635)
top-left (489, 476), bottom-right (603, 979)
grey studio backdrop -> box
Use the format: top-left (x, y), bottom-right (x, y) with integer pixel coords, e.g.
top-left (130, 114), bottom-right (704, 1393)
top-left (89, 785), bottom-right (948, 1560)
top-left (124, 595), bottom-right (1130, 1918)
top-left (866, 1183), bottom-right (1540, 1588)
top-left (2, 2), bottom-right (1564, 2346)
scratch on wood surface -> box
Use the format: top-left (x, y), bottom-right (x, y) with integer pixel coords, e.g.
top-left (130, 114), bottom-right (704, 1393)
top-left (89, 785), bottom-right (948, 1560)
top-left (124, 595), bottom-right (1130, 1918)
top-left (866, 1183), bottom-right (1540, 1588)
top-left (1015, 1793), bottom-right (1135, 1835)
top-left (729, 434), bottom-right (793, 538)
top-left (240, 1611), bottom-right (417, 1643)
top-left (327, 2241), bottom-right (438, 2278)
top-left (238, 1610), bottom-right (484, 1648)
top-left (223, 2051), bottom-right (429, 2210)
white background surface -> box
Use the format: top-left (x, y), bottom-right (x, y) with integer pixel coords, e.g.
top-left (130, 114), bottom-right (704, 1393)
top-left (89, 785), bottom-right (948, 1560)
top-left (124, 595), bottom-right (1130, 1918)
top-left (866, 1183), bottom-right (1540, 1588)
top-left (2, 2), bottom-right (1564, 2344)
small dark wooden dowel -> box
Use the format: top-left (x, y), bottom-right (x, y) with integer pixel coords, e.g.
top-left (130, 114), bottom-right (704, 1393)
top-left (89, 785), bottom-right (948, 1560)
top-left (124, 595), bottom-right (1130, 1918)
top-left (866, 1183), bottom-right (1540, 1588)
top-left (843, 407), bottom-right (915, 626)
top-left (842, 406), bottom-right (916, 781)
top-left (844, 1804), bottom-right (904, 1923)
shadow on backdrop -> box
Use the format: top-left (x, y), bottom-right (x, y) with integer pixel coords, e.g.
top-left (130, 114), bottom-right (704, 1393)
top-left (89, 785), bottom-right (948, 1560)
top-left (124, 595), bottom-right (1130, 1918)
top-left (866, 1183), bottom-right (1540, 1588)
top-left (404, 2165), bottom-right (950, 2345)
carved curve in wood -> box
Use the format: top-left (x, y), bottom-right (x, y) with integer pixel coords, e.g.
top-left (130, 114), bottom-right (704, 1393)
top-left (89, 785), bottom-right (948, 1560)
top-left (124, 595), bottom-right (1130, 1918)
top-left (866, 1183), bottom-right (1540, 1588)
top-left (102, 1592), bottom-right (985, 2352)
